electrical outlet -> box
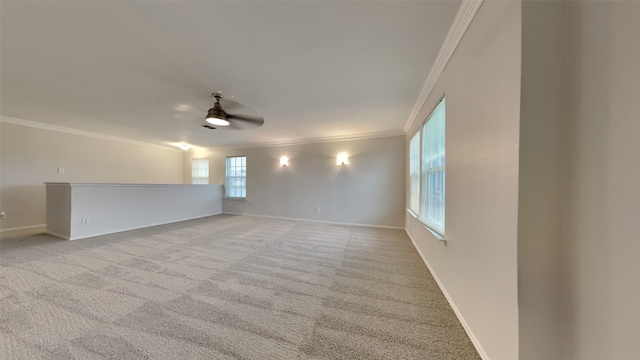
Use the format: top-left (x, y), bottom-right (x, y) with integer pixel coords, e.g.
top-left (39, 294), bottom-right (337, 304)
top-left (57, 168), bottom-right (65, 174)
top-left (81, 217), bottom-right (89, 224)
top-left (315, 207), bottom-right (320, 213)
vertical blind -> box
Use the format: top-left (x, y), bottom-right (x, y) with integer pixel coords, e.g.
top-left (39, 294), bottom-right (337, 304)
top-left (409, 131), bottom-right (421, 214)
top-left (191, 158), bottom-right (209, 184)
top-left (225, 156), bottom-right (247, 198)
top-left (419, 98), bottom-right (446, 235)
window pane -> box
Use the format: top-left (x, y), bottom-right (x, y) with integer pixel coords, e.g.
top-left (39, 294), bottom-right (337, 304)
top-left (419, 98), bottom-right (445, 235)
top-left (192, 158), bottom-right (209, 184)
top-left (225, 156), bottom-right (247, 198)
top-left (409, 131), bottom-right (420, 214)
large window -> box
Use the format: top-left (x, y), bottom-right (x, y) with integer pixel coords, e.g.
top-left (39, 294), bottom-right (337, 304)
top-left (191, 158), bottom-right (209, 184)
top-left (225, 155), bottom-right (246, 198)
top-left (419, 98), bottom-right (446, 236)
top-left (409, 131), bottom-right (421, 214)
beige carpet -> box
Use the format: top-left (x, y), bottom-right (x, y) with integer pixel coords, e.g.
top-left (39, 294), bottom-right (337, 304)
top-left (0, 214), bottom-right (480, 359)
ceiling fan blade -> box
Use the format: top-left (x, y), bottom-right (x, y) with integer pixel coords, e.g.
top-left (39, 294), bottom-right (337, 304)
top-left (195, 93), bottom-right (264, 131)
top-left (219, 98), bottom-right (243, 113)
top-left (225, 114), bottom-right (265, 130)
top-left (228, 113), bottom-right (264, 124)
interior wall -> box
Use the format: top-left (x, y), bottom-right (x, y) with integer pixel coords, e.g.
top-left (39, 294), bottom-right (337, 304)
top-left (183, 135), bottom-right (406, 228)
top-left (404, 2), bottom-right (521, 359)
top-left (0, 121), bottom-right (184, 231)
top-left (563, 1), bottom-right (640, 359)
top-left (517, 1), bottom-right (566, 359)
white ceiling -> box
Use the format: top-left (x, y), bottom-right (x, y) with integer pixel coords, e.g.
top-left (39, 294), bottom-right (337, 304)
top-left (0, 0), bottom-right (460, 149)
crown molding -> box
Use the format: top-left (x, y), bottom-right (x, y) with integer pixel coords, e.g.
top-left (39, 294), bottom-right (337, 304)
top-left (202, 129), bottom-right (406, 151)
top-left (1, 116), bottom-right (403, 153)
top-left (403, 0), bottom-right (484, 134)
top-left (0, 116), bottom-right (180, 152)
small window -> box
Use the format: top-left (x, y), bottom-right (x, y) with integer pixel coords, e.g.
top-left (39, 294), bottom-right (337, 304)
top-left (419, 98), bottom-right (446, 236)
top-left (225, 155), bottom-right (247, 198)
top-left (409, 131), bottom-right (421, 214)
top-left (191, 158), bottom-right (209, 184)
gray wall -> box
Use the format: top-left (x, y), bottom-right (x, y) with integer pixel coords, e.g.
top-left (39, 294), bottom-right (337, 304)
top-left (563, 1), bottom-right (640, 359)
top-left (405, 2), bottom-right (522, 359)
top-left (405, 1), bottom-right (640, 359)
top-left (1, 120), bottom-right (404, 231)
top-left (184, 135), bottom-right (406, 228)
top-left (0, 121), bottom-right (184, 231)
top-left (518, 1), bottom-right (566, 359)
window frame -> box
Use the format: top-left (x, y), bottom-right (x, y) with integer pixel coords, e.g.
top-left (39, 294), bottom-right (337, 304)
top-left (225, 155), bottom-right (247, 199)
top-left (418, 96), bottom-right (446, 237)
top-left (409, 130), bottom-right (421, 215)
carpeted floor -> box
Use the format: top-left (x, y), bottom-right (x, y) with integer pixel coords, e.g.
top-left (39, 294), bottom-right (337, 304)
top-left (0, 214), bottom-right (480, 359)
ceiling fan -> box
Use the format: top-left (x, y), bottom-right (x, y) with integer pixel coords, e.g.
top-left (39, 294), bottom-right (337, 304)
top-left (202, 93), bottom-right (264, 130)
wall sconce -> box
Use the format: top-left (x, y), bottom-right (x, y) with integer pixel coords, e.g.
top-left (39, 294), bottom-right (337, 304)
top-left (280, 156), bottom-right (289, 167)
top-left (337, 153), bottom-right (349, 165)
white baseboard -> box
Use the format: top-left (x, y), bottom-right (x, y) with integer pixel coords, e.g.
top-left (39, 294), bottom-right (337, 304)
top-left (404, 228), bottom-right (490, 360)
top-left (0, 224), bottom-right (46, 233)
top-left (223, 212), bottom-right (404, 230)
top-left (45, 230), bottom-right (70, 240)
top-left (61, 212), bottom-right (223, 240)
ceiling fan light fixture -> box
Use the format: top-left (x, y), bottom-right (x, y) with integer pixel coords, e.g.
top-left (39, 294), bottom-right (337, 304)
top-left (205, 93), bottom-right (231, 126)
top-left (206, 115), bottom-right (230, 126)
top-left (201, 92), bottom-right (264, 130)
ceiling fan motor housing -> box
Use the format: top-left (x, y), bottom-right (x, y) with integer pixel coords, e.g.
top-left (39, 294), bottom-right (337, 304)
top-left (207, 104), bottom-right (227, 121)
top-left (207, 94), bottom-right (228, 121)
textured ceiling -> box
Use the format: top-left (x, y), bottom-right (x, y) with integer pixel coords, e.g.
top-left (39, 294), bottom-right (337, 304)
top-left (0, 0), bottom-right (461, 149)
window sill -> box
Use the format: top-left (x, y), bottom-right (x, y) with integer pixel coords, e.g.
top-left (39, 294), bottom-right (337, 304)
top-left (424, 225), bottom-right (446, 245)
top-left (226, 197), bottom-right (246, 200)
top-left (406, 208), bottom-right (447, 246)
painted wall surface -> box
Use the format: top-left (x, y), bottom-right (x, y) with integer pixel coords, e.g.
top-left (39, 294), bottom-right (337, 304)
top-left (563, 1), bottom-right (640, 359)
top-left (184, 135), bottom-right (406, 228)
top-left (45, 183), bottom-right (71, 237)
top-left (0, 121), bottom-right (184, 230)
top-left (517, 1), bottom-right (566, 359)
top-left (405, 2), bottom-right (521, 360)
top-left (45, 183), bottom-right (222, 240)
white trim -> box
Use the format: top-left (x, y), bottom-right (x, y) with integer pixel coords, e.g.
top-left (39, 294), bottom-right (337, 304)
top-left (43, 182), bottom-right (217, 188)
top-left (223, 212), bottom-right (404, 230)
top-left (45, 230), bottom-right (70, 240)
top-left (408, 209), bottom-right (447, 244)
top-left (0, 224), bottom-right (46, 233)
top-left (404, 228), bottom-right (489, 360)
top-left (200, 130), bottom-right (406, 151)
top-left (406, 208), bottom-right (418, 219)
top-left (403, 0), bottom-right (483, 133)
top-left (56, 214), bottom-right (221, 241)
top-left (0, 116), bottom-right (180, 152)
top-left (423, 224), bottom-right (447, 244)
top-left (1, 115), bottom-right (404, 153)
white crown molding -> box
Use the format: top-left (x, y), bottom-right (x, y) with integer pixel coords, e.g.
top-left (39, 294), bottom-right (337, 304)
top-left (403, 0), bottom-right (484, 134)
top-left (2, 115), bottom-right (402, 153)
top-left (202, 129), bottom-right (406, 151)
top-left (0, 116), bottom-right (181, 152)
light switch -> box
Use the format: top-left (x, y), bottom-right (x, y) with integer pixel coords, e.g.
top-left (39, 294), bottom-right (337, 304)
top-left (57, 168), bottom-right (65, 174)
